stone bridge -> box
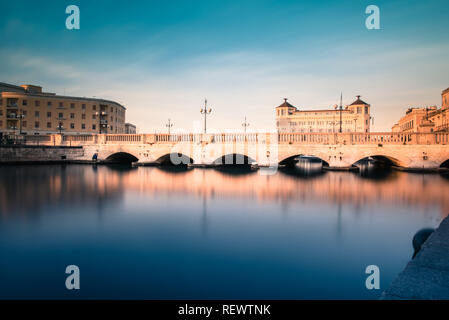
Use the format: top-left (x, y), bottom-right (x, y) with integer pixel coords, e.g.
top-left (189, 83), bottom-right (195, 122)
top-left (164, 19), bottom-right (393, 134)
top-left (19, 132), bottom-right (449, 170)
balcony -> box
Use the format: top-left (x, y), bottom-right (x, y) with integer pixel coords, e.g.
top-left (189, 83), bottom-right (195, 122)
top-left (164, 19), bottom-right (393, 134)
top-left (6, 103), bottom-right (18, 108)
top-left (6, 114), bottom-right (18, 120)
top-left (100, 120), bottom-right (108, 125)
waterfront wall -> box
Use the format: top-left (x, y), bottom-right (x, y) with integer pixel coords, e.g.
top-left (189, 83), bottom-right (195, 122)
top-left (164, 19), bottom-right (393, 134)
top-left (0, 146), bottom-right (85, 163)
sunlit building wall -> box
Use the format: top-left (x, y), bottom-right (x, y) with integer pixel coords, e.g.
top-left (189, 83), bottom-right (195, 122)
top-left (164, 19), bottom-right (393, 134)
top-left (275, 96), bottom-right (371, 133)
top-left (0, 82), bottom-right (126, 135)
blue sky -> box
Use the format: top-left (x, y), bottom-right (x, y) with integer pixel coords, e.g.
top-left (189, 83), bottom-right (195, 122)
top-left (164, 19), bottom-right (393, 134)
top-left (1, 0), bottom-right (449, 132)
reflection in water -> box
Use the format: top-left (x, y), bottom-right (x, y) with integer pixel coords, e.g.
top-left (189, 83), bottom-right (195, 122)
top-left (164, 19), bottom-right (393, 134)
top-left (213, 165), bottom-right (258, 176)
top-left (0, 164), bottom-right (448, 299)
top-left (280, 156), bottom-right (326, 178)
top-left (354, 160), bottom-right (395, 180)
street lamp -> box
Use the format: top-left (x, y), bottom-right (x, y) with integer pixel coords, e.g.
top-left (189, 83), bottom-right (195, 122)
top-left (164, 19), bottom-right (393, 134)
top-left (242, 116), bottom-right (250, 133)
top-left (16, 110), bottom-right (25, 135)
top-left (339, 93), bottom-right (343, 133)
top-left (56, 116), bottom-right (65, 135)
top-left (166, 118), bottom-right (173, 135)
top-left (200, 99), bottom-right (212, 134)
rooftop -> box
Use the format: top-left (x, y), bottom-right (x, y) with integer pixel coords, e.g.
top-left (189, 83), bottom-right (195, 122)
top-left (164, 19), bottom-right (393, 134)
top-left (276, 98), bottom-right (297, 109)
top-left (349, 95), bottom-right (369, 106)
top-left (0, 82), bottom-right (126, 110)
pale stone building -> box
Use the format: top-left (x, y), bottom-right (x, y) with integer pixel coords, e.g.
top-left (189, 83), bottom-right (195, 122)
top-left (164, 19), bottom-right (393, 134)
top-left (392, 87), bottom-right (449, 133)
top-left (0, 82), bottom-right (126, 135)
top-left (276, 96), bottom-right (371, 133)
top-left (125, 123), bottom-right (137, 134)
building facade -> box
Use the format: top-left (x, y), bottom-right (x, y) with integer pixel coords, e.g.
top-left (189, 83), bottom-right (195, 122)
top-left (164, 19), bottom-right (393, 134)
top-left (0, 82), bottom-right (126, 135)
top-left (276, 96), bottom-right (371, 133)
top-left (125, 123), bottom-right (137, 134)
top-left (392, 87), bottom-right (449, 133)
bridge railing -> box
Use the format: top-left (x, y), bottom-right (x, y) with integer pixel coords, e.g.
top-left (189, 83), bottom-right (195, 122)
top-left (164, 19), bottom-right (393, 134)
top-left (14, 132), bottom-right (449, 146)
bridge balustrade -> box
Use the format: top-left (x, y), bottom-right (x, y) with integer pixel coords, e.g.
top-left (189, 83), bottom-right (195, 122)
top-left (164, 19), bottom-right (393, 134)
top-left (105, 134), bottom-right (141, 143)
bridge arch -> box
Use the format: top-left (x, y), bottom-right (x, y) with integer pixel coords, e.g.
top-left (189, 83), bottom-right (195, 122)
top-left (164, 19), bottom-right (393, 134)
top-left (279, 154), bottom-right (329, 167)
top-left (156, 153), bottom-right (194, 165)
top-left (213, 153), bottom-right (256, 166)
top-left (440, 159), bottom-right (449, 168)
top-left (105, 152), bottom-right (139, 163)
top-left (352, 155), bottom-right (401, 168)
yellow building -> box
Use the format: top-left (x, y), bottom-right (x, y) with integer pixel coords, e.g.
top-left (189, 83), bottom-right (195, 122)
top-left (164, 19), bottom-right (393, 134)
top-left (392, 87), bottom-right (449, 133)
top-left (0, 82), bottom-right (126, 135)
top-left (276, 96), bottom-right (371, 133)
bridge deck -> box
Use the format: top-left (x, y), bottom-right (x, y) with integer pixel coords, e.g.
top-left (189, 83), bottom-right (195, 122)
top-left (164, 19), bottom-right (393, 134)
top-left (382, 215), bottom-right (449, 299)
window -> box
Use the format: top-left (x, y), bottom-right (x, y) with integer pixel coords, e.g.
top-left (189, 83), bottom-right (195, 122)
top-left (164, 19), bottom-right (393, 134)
top-left (35, 100), bottom-right (40, 107)
top-left (82, 123), bottom-right (86, 129)
top-left (47, 122), bottom-right (52, 128)
top-left (70, 103), bottom-right (75, 109)
top-left (82, 104), bottom-right (86, 110)
top-left (34, 111), bottom-right (40, 118)
top-left (70, 113), bottom-right (75, 119)
top-left (82, 114), bottom-right (86, 120)
top-left (47, 112), bottom-right (51, 118)
top-left (365, 106), bottom-right (369, 114)
top-left (0, 120), bottom-right (2, 127)
top-left (70, 123), bottom-right (75, 129)
top-left (92, 114), bottom-right (96, 119)
top-left (22, 121), bottom-right (27, 127)
top-left (22, 110), bottom-right (27, 116)
top-left (92, 124), bottom-right (96, 130)
top-left (93, 105), bottom-right (96, 111)
top-left (59, 102), bottom-right (64, 107)
top-left (23, 100), bottom-right (28, 106)
top-left (47, 101), bottom-right (52, 107)
top-left (357, 107), bottom-right (362, 114)
top-left (58, 113), bottom-right (64, 119)
top-left (35, 121), bottom-right (40, 128)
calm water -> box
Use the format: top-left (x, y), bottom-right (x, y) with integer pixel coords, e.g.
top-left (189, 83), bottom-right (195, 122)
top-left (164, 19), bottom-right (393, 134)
top-left (0, 164), bottom-right (448, 299)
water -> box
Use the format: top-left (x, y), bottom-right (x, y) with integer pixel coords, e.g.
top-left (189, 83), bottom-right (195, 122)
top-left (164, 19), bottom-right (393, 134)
top-left (0, 164), bottom-right (447, 299)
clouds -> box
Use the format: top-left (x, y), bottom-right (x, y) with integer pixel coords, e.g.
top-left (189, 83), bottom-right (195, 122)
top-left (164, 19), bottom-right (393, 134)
top-left (1, 1), bottom-right (449, 133)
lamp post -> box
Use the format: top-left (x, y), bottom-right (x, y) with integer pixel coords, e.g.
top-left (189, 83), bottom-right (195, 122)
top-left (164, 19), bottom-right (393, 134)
top-left (166, 118), bottom-right (173, 135)
top-left (56, 116), bottom-right (65, 135)
top-left (339, 93), bottom-right (343, 133)
top-left (16, 110), bottom-right (25, 135)
top-left (200, 99), bottom-right (212, 134)
top-left (242, 116), bottom-right (250, 133)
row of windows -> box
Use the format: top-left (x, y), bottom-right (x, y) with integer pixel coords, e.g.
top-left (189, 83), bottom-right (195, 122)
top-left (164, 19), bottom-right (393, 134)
top-left (288, 120), bottom-right (360, 126)
top-left (0, 110), bottom-right (122, 122)
top-left (400, 120), bottom-right (414, 131)
top-left (0, 120), bottom-right (117, 131)
top-left (3, 98), bottom-right (125, 117)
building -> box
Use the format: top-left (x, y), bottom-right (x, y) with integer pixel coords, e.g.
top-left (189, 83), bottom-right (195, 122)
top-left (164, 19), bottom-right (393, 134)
top-left (0, 82), bottom-right (126, 135)
top-left (276, 96), bottom-right (371, 133)
top-left (125, 123), bottom-right (137, 134)
top-left (392, 87), bottom-right (449, 133)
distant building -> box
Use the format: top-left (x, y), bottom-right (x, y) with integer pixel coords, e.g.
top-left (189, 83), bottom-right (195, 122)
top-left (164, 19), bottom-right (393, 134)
top-left (125, 123), bottom-right (137, 134)
top-left (0, 82), bottom-right (126, 135)
top-left (275, 96), bottom-right (371, 133)
top-left (392, 87), bottom-right (449, 133)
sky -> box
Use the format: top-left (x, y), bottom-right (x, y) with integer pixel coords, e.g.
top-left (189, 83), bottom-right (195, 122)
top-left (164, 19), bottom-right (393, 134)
top-left (1, 0), bottom-right (449, 132)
